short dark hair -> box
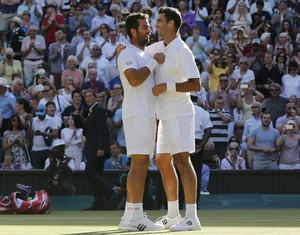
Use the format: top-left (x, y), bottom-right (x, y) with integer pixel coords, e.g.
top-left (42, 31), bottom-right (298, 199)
top-left (70, 113), bottom-right (83, 129)
top-left (125, 13), bottom-right (148, 39)
top-left (46, 101), bottom-right (56, 109)
top-left (261, 111), bottom-right (271, 119)
top-left (110, 140), bottom-right (121, 148)
top-left (72, 89), bottom-right (82, 99)
top-left (256, 0), bottom-right (264, 7)
top-left (158, 7), bottom-right (182, 33)
top-left (83, 89), bottom-right (97, 97)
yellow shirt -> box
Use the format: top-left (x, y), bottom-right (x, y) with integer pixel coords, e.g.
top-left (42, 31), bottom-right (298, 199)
top-left (209, 65), bottom-right (228, 92)
top-left (0, 60), bottom-right (22, 86)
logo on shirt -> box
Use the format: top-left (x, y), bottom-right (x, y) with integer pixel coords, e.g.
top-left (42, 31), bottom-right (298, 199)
top-left (126, 61), bottom-right (132, 65)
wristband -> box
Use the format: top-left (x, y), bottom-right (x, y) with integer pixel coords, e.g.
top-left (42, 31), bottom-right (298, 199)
top-left (145, 59), bottom-right (158, 73)
top-left (167, 82), bottom-right (176, 92)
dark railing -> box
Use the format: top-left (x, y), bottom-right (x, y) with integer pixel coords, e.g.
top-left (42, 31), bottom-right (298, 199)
top-left (1, 170), bottom-right (300, 196)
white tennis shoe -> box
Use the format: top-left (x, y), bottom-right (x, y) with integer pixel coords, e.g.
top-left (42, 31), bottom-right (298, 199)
top-left (128, 214), bottom-right (164, 231)
top-left (170, 216), bottom-right (202, 231)
top-left (156, 215), bottom-right (182, 229)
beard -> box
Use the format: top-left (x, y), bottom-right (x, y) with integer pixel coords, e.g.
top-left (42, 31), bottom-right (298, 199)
top-left (136, 32), bottom-right (149, 47)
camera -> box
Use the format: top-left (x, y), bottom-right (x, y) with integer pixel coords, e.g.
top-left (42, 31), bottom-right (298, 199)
top-left (240, 84), bottom-right (248, 89)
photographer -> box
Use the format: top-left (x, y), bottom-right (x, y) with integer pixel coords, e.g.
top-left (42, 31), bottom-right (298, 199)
top-left (44, 139), bottom-right (76, 195)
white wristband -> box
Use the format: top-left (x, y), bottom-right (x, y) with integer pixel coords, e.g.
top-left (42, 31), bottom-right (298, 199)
top-left (167, 82), bottom-right (176, 92)
top-left (145, 58), bottom-right (158, 73)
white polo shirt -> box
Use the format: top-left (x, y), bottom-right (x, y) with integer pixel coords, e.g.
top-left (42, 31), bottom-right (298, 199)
top-left (32, 115), bottom-right (58, 151)
top-left (194, 104), bottom-right (213, 140)
top-left (118, 44), bottom-right (156, 118)
top-left (146, 36), bottom-right (200, 120)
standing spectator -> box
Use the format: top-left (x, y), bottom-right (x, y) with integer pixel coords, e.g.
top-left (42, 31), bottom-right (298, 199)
top-left (80, 0), bottom-right (98, 30)
top-left (41, 3), bottom-right (66, 47)
top-left (204, 28), bottom-right (226, 57)
top-left (275, 102), bottom-right (300, 134)
top-left (280, 60), bottom-right (300, 100)
top-left (30, 104), bottom-right (58, 169)
top-left (209, 97), bottom-right (231, 159)
top-left (112, 108), bottom-right (126, 153)
top-left (61, 55), bottom-right (84, 89)
top-left (81, 68), bottom-right (106, 93)
top-left (48, 29), bottom-right (76, 89)
top-left (190, 0), bottom-right (209, 38)
top-left (0, 48), bottom-right (23, 86)
top-left (39, 82), bottom-right (70, 118)
top-left (231, 1), bottom-right (252, 33)
top-left (247, 111), bottom-right (280, 170)
top-left (104, 141), bottom-right (130, 170)
top-left (102, 30), bottom-right (119, 74)
top-left (264, 83), bottom-right (288, 127)
top-left (69, 6), bottom-right (89, 39)
top-left (83, 89), bottom-right (120, 210)
top-left (250, 0), bottom-right (271, 30)
top-left (76, 30), bottom-right (96, 65)
top-left (0, 77), bottom-right (16, 136)
top-left (60, 114), bottom-right (85, 170)
top-left (0, 150), bottom-right (20, 170)
top-left (107, 83), bottom-right (123, 116)
top-left (178, 0), bottom-right (195, 31)
top-left (7, 16), bottom-right (25, 60)
top-left (21, 25), bottom-right (46, 87)
top-left (2, 114), bottom-right (32, 170)
top-left (276, 120), bottom-right (300, 170)
top-left (30, 85), bottom-right (44, 115)
top-left (61, 89), bottom-right (83, 126)
top-left (91, 4), bottom-right (115, 37)
top-left (44, 139), bottom-right (76, 195)
top-left (220, 141), bottom-right (246, 169)
top-left (271, 0), bottom-right (294, 36)
top-left (17, 0), bottom-right (43, 29)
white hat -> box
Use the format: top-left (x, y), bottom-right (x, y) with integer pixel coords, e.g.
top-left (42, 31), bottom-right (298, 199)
top-left (33, 84), bottom-right (44, 95)
top-left (34, 68), bottom-right (46, 76)
top-left (110, 3), bottom-right (121, 11)
top-left (0, 77), bottom-right (10, 88)
top-left (252, 38), bottom-right (261, 45)
top-left (11, 16), bottom-right (22, 26)
top-left (52, 139), bottom-right (66, 148)
top-left (5, 47), bottom-right (15, 57)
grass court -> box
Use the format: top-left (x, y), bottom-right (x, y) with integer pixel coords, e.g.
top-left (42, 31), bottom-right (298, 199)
top-left (1, 209), bottom-right (300, 235)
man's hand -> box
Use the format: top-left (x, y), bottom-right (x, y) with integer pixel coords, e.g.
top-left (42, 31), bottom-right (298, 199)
top-left (153, 52), bottom-right (165, 64)
top-left (116, 43), bottom-right (126, 56)
top-left (152, 83), bottom-right (167, 96)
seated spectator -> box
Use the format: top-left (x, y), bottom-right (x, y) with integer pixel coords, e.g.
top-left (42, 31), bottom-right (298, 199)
top-left (62, 55), bottom-right (84, 89)
top-left (30, 85), bottom-right (44, 115)
top-left (200, 164), bottom-right (210, 195)
top-left (58, 75), bottom-right (75, 103)
top-left (276, 120), bottom-right (300, 170)
top-left (204, 28), bottom-right (226, 57)
top-left (280, 60), bottom-right (300, 100)
top-left (289, 95), bottom-right (300, 116)
top-left (0, 150), bottom-right (21, 170)
top-left (82, 68), bottom-right (107, 93)
top-left (46, 101), bottom-right (63, 130)
top-left (230, 1), bottom-right (252, 33)
top-left (274, 49), bottom-right (289, 76)
top-left (2, 114), bottom-right (32, 170)
top-left (221, 141), bottom-right (246, 170)
top-left (113, 107), bottom-right (126, 153)
top-left (60, 114), bottom-right (86, 170)
top-left (104, 141), bottom-right (130, 170)
top-left (107, 83), bottom-right (123, 116)
top-left (247, 112), bottom-right (280, 170)
top-left (274, 32), bottom-right (293, 58)
top-left (11, 78), bottom-right (30, 101)
top-left (233, 27), bottom-right (249, 52)
top-left (44, 139), bottom-right (76, 195)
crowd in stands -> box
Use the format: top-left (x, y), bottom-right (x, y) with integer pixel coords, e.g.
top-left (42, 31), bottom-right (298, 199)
top-left (0, 0), bottom-right (300, 173)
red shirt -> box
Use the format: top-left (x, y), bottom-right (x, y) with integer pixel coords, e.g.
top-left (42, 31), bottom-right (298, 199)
top-left (42, 14), bottom-right (65, 45)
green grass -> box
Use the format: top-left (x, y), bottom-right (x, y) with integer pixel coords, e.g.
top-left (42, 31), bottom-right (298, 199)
top-left (1, 209), bottom-right (300, 235)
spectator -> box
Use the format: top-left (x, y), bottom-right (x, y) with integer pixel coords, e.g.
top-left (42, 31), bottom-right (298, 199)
top-left (48, 29), bottom-right (76, 89)
top-left (15, 98), bottom-right (33, 137)
top-left (30, 84), bottom-right (44, 115)
top-left (237, 83), bottom-right (264, 122)
top-left (20, 10), bottom-right (32, 35)
top-left (233, 27), bottom-right (249, 52)
top-left (45, 139), bottom-right (76, 195)
top-left (208, 8), bottom-right (227, 38)
top-left (107, 83), bottom-right (123, 116)
top-left (209, 96), bottom-right (231, 159)
top-left (280, 60), bottom-right (300, 100)
top-left (274, 49), bottom-right (288, 76)
top-left (102, 30), bottom-right (119, 71)
top-left (21, 25), bottom-right (46, 87)
top-left (104, 141), bottom-right (130, 170)
top-left (30, 103), bottom-right (58, 169)
top-left (276, 120), bottom-right (300, 170)
top-left (7, 16), bottom-right (25, 60)
top-left (204, 28), bottom-right (226, 57)
top-left (0, 150), bottom-right (21, 170)
top-left (58, 75), bottom-right (75, 103)
top-left (250, 0), bottom-right (271, 30)
top-left (61, 55), bottom-right (84, 89)
top-left (185, 25), bottom-right (207, 68)
top-left (2, 114), bottom-right (32, 170)
top-left (271, 0), bottom-right (294, 36)
top-left (11, 78), bottom-right (30, 101)
top-left (113, 108), bottom-right (126, 153)
top-left (69, 6), bottom-right (89, 39)
top-left (46, 101), bottom-right (63, 130)
top-left (275, 102), bottom-right (300, 134)
top-left (17, 0), bottom-right (43, 29)
top-left (41, 3), bottom-right (66, 47)
top-left (94, 23), bottom-right (110, 48)
top-left (61, 89), bottom-right (83, 126)
top-left (190, 0), bottom-right (209, 38)
top-left (226, 0), bottom-right (250, 16)
top-left (71, 22), bottom-right (89, 47)
top-left (200, 164), bottom-right (210, 195)
top-left (274, 32), bottom-right (293, 58)
top-left (60, 114), bottom-right (85, 170)
top-left (0, 48), bottom-right (23, 86)
top-left (229, 122), bottom-right (244, 150)
top-left (80, 0), bottom-right (98, 30)
top-left (247, 111), bottom-right (280, 170)
top-left (289, 95), bottom-right (300, 116)
top-left (260, 32), bottom-right (273, 54)
top-left (178, 0), bottom-right (195, 30)
top-left (39, 82), bottom-right (70, 118)
top-left (220, 141), bottom-right (246, 169)
top-left (76, 30), bottom-right (96, 64)
top-left (91, 3), bottom-right (115, 37)
top-left (209, 73), bottom-right (236, 113)
top-left (82, 68), bottom-right (106, 93)
top-left (230, 56), bottom-right (255, 90)
top-left (256, 52), bottom-right (282, 98)
top-left (0, 77), bottom-right (16, 136)
top-left (230, 1), bottom-right (252, 33)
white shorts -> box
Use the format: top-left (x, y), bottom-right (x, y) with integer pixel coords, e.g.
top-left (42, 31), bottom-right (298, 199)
top-left (157, 115), bottom-right (195, 155)
top-left (123, 116), bottom-right (156, 156)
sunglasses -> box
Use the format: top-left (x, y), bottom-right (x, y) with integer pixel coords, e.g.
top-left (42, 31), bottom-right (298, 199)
top-left (270, 89), bottom-right (279, 92)
top-left (12, 119), bottom-right (19, 122)
top-left (240, 62), bottom-right (248, 65)
top-left (235, 126), bottom-right (244, 130)
top-left (219, 80), bottom-right (228, 83)
top-left (92, 48), bottom-right (100, 50)
top-left (289, 68), bottom-right (298, 71)
top-left (251, 106), bottom-right (259, 108)
top-left (230, 147), bottom-right (239, 151)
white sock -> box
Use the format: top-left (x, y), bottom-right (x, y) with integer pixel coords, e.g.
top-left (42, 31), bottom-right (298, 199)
top-left (167, 200), bottom-right (180, 219)
top-left (132, 203), bottom-right (144, 219)
top-left (123, 202), bottom-right (133, 220)
top-left (185, 203), bottom-right (197, 219)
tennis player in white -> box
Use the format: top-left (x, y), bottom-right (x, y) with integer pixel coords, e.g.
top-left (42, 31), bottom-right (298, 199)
top-left (117, 13), bottom-right (165, 231)
top-left (148, 7), bottom-right (202, 231)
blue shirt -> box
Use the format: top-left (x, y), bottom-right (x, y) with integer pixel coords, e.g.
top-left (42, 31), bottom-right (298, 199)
top-left (0, 90), bottom-right (16, 119)
top-left (113, 108), bottom-right (126, 147)
top-left (103, 154), bottom-right (129, 170)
